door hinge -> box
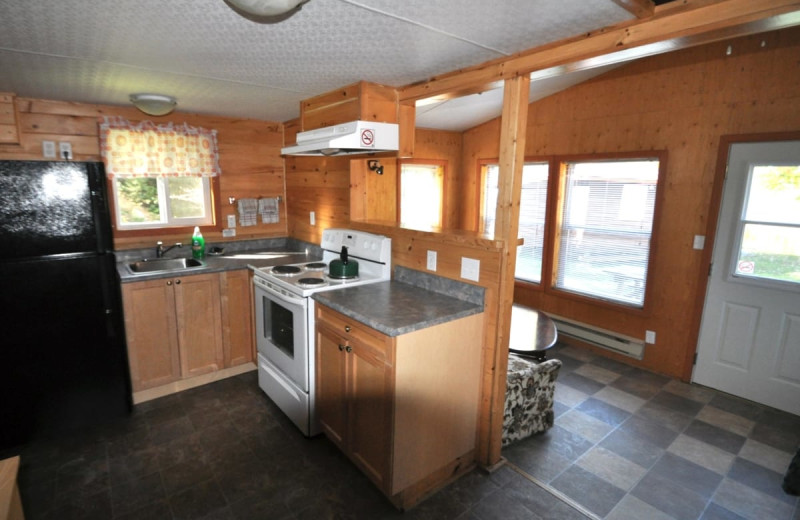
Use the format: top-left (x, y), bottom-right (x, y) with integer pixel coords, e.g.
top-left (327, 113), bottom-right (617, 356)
top-left (693, 352), bottom-right (698, 365)
top-left (708, 263), bottom-right (713, 277)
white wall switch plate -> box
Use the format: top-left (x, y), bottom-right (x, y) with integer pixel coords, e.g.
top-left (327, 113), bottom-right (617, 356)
top-left (222, 228), bottom-right (236, 238)
top-left (693, 235), bottom-right (705, 250)
top-left (227, 214), bottom-right (236, 228)
top-left (42, 140), bottom-right (56, 158)
top-left (310, 211), bottom-right (316, 226)
top-left (426, 250), bottom-right (437, 271)
top-left (461, 257), bottom-right (480, 282)
top-left (645, 330), bottom-right (656, 344)
top-left (58, 141), bottom-right (72, 160)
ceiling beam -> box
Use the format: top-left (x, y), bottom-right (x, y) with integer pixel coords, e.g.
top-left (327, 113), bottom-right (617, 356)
top-left (611, 0), bottom-right (656, 18)
top-left (399, 0), bottom-right (800, 103)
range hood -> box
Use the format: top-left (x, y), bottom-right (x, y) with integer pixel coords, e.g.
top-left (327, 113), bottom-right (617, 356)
top-left (281, 120), bottom-right (399, 156)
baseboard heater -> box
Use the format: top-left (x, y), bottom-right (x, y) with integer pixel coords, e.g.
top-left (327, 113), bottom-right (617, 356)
top-left (549, 314), bottom-right (645, 360)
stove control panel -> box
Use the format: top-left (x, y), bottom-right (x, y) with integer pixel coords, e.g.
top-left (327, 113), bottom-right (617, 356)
top-left (321, 228), bottom-right (391, 264)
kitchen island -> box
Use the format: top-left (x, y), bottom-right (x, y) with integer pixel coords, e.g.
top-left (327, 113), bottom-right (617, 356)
top-left (312, 272), bottom-right (485, 510)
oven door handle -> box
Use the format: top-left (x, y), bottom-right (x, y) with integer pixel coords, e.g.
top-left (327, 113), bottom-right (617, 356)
top-left (254, 277), bottom-right (307, 308)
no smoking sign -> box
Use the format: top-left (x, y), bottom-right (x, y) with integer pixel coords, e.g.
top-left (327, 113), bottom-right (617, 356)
top-left (737, 261), bottom-right (755, 274)
top-left (360, 128), bottom-right (375, 147)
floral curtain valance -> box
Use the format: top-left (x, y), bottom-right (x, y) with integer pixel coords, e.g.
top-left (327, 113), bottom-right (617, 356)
top-left (98, 116), bottom-right (221, 178)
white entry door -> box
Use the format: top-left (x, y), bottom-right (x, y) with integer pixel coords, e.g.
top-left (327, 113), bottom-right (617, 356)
top-left (693, 140), bottom-right (800, 415)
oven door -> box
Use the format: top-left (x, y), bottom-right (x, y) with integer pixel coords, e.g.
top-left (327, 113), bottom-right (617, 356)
top-left (253, 276), bottom-right (309, 391)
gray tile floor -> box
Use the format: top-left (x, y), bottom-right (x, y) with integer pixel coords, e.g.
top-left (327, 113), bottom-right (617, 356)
top-left (503, 343), bottom-right (800, 520)
top-left (12, 370), bottom-right (589, 520)
top-left (11, 342), bottom-right (799, 519)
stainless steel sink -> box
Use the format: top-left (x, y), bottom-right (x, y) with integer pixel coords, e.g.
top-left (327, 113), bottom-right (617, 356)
top-left (128, 258), bottom-right (204, 273)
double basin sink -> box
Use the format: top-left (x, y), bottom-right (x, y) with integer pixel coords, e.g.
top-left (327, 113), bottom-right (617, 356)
top-left (126, 251), bottom-right (306, 276)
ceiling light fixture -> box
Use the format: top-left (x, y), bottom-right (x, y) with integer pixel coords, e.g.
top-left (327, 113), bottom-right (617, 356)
top-left (224, 0), bottom-right (309, 21)
top-left (129, 94), bottom-right (177, 116)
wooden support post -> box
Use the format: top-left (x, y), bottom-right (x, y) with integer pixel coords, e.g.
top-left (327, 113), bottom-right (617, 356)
top-left (481, 75), bottom-right (530, 466)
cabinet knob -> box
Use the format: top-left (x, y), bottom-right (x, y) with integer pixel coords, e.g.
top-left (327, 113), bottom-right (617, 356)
top-left (166, 280), bottom-right (172, 286)
top-left (344, 325), bottom-right (351, 332)
top-left (338, 344), bottom-right (345, 351)
top-left (345, 345), bottom-right (352, 353)
top-left (175, 279), bottom-right (181, 284)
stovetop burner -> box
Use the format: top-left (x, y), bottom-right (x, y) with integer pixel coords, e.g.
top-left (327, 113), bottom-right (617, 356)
top-left (272, 265), bottom-right (303, 276)
top-left (297, 277), bottom-right (328, 288)
top-left (304, 262), bottom-right (327, 271)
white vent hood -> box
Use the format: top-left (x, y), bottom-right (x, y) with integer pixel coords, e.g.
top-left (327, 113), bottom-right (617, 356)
top-left (281, 120), bottom-right (399, 156)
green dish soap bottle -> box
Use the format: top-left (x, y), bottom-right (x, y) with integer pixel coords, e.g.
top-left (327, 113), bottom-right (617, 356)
top-left (191, 226), bottom-right (205, 259)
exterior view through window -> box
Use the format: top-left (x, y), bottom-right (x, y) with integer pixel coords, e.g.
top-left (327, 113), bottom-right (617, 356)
top-left (556, 159), bottom-right (659, 307)
top-left (733, 165), bottom-right (800, 286)
top-left (482, 163), bottom-right (549, 283)
top-left (114, 176), bottom-right (212, 229)
top-left (399, 163), bottom-right (443, 229)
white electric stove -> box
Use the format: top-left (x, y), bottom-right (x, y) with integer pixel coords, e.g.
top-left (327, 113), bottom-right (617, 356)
top-left (250, 228), bottom-right (391, 436)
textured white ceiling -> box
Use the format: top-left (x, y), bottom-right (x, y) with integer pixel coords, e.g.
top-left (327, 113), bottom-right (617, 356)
top-left (0, 0), bottom-right (633, 128)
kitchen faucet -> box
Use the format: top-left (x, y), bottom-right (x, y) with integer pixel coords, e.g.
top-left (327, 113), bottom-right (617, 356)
top-left (156, 241), bottom-right (182, 258)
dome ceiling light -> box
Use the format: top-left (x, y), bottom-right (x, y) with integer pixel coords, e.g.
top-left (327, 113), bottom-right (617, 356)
top-left (224, 0), bottom-right (309, 22)
top-left (129, 93), bottom-right (177, 116)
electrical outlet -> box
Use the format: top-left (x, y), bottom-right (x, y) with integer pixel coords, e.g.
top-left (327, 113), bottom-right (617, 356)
top-left (222, 228), bottom-right (236, 238)
top-left (460, 257), bottom-right (480, 282)
top-left (58, 142), bottom-right (72, 160)
top-left (227, 214), bottom-right (236, 228)
top-left (426, 250), bottom-right (437, 271)
top-left (42, 140), bottom-right (56, 158)
top-left (310, 211), bottom-right (316, 226)
top-left (693, 235), bottom-right (705, 250)
top-left (645, 330), bottom-right (656, 344)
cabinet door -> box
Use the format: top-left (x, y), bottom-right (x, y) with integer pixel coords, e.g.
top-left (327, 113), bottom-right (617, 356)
top-left (173, 273), bottom-right (224, 378)
top-left (316, 324), bottom-right (348, 448)
top-left (348, 339), bottom-right (392, 491)
top-left (121, 279), bottom-right (180, 391)
top-left (220, 269), bottom-right (253, 367)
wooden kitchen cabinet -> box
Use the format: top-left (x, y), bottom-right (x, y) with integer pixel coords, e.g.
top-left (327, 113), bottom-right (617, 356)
top-left (317, 312), bottom-right (392, 489)
top-left (122, 272), bottom-right (224, 392)
top-left (220, 269), bottom-right (254, 367)
top-left (315, 303), bottom-right (484, 510)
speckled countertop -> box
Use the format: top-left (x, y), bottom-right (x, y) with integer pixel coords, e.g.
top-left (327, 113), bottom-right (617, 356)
top-left (312, 280), bottom-right (483, 337)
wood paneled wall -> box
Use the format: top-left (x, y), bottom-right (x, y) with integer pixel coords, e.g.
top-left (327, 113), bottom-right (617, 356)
top-left (0, 98), bottom-right (287, 250)
top-left (460, 27), bottom-right (800, 379)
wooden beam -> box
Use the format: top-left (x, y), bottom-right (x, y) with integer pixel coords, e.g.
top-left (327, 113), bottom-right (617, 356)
top-left (481, 75), bottom-right (530, 467)
top-left (611, 0), bottom-right (656, 18)
top-left (400, 0), bottom-right (800, 102)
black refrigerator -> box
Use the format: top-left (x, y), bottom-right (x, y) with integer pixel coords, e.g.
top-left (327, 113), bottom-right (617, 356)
top-left (0, 160), bottom-right (132, 452)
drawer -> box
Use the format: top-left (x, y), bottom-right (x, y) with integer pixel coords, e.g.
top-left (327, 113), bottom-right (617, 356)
top-left (316, 304), bottom-right (392, 358)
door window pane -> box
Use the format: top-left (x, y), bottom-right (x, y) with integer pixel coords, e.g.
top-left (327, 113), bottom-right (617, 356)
top-left (734, 166), bottom-right (800, 285)
top-left (556, 160), bottom-right (659, 307)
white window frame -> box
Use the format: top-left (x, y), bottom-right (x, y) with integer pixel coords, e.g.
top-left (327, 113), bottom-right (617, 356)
top-left (727, 163), bottom-right (800, 292)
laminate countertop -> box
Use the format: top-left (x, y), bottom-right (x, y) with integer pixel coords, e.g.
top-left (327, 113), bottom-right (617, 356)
top-left (312, 281), bottom-right (483, 337)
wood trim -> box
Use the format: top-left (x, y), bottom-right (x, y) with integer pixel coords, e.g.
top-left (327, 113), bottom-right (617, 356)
top-left (681, 130), bottom-right (800, 380)
top-left (399, 0), bottom-right (800, 102)
top-left (611, 0), bottom-right (656, 18)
